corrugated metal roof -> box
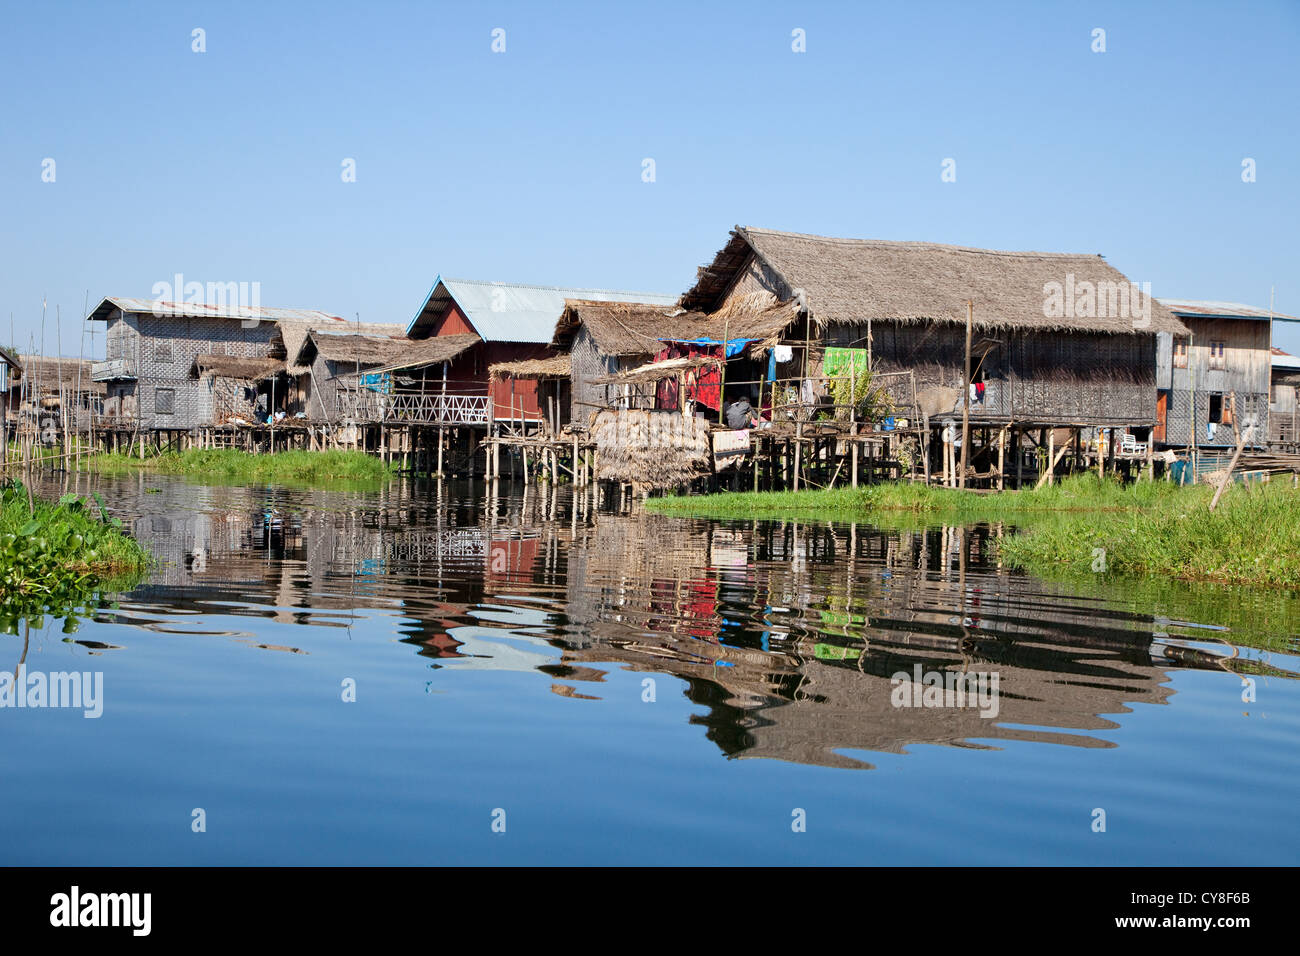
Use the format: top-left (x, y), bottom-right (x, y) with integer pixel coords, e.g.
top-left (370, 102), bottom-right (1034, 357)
top-left (86, 296), bottom-right (350, 326)
top-left (1158, 298), bottom-right (1298, 321)
top-left (1271, 347), bottom-right (1300, 369)
top-left (408, 277), bottom-right (677, 343)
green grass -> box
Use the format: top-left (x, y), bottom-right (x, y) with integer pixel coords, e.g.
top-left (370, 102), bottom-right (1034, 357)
top-left (84, 448), bottom-right (397, 484)
top-left (0, 483), bottom-right (151, 631)
top-left (646, 474), bottom-right (1182, 521)
top-left (646, 474), bottom-right (1300, 588)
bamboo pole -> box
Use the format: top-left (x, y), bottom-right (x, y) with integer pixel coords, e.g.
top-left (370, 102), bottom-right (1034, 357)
top-left (996, 426), bottom-right (1005, 491)
top-left (958, 300), bottom-right (972, 488)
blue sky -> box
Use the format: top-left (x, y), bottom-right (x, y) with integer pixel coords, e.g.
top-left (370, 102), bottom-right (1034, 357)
top-left (2, 0), bottom-right (1297, 354)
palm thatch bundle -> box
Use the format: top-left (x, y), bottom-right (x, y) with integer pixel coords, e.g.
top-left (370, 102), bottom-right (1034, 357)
top-left (681, 226), bottom-right (1188, 335)
top-left (593, 408), bottom-right (711, 491)
top-left (488, 354), bottom-right (572, 381)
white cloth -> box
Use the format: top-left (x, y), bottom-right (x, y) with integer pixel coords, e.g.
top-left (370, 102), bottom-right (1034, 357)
top-left (774, 345), bottom-right (794, 363)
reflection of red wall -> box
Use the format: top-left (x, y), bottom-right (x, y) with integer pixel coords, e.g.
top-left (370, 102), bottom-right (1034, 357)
top-left (488, 538), bottom-right (540, 580)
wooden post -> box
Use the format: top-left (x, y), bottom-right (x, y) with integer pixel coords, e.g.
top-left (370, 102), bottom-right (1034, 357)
top-left (851, 427), bottom-right (859, 488)
top-left (996, 426), bottom-right (1005, 491)
top-left (959, 300), bottom-right (972, 488)
top-left (1014, 427), bottom-right (1023, 488)
top-left (793, 423), bottom-right (802, 491)
top-left (1046, 428), bottom-right (1055, 486)
top-left (1210, 423), bottom-right (1251, 511)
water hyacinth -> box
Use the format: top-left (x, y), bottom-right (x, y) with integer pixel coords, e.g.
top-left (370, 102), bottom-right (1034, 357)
top-left (0, 482), bottom-right (150, 632)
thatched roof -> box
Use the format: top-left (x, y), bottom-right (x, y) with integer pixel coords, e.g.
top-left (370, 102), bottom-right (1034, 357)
top-left (11, 355), bottom-right (104, 395)
top-left (296, 331), bottom-right (411, 369)
top-left (489, 354), bottom-right (572, 381)
top-left (555, 299), bottom-right (800, 357)
top-left (192, 355), bottom-right (285, 382)
top-left (680, 226), bottom-right (1188, 335)
top-left (277, 321), bottom-right (405, 375)
top-left (591, 354), bottom-right (722, 385)
top-left (362, 333), bottom-right (482, 375)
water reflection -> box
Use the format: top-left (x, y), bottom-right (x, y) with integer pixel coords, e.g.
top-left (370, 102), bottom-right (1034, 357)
top-left (28, 472), bottom-right (1296, 773)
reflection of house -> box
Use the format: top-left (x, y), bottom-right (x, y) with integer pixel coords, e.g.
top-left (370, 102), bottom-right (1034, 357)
top-left (1269, 347), bottom-right (1300, 445)
top-left (1154, 300), bottom-right (1287, 448)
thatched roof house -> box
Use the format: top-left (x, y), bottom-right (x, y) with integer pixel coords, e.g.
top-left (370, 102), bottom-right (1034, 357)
top-left (680, 226), bottom-right (1188, 427)
top-left (405, 277), bottom-right (678, 426)
top-left (553, 298), bottom-right (798, 425)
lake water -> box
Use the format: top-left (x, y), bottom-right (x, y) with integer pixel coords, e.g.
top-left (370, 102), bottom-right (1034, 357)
top-left (3, 474), bottom-right (1298, 865)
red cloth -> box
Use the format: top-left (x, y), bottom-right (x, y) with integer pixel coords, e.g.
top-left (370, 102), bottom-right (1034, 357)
top-left (654, 343), bottom-right (724, 412)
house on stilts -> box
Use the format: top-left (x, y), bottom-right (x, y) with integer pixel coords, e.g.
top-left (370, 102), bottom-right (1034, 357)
top-left (584, 225), bottom-right (1190, 492)
top-left (1153, 299), bottom-right (1293, 451)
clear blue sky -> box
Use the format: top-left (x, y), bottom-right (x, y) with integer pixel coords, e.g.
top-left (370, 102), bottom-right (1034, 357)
top-left (2, 0), bottom-right (1297, 356)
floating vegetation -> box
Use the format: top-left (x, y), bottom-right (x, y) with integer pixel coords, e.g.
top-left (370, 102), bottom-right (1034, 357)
top-left (0, 483), bottom-right (150, 632)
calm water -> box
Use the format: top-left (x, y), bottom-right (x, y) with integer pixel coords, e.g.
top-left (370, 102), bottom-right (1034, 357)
top-left (3, 473), bottom-right (1298, 865)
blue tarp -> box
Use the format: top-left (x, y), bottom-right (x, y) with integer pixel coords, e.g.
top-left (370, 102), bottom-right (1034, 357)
top-left (659, 337), bottom-right (754, 359)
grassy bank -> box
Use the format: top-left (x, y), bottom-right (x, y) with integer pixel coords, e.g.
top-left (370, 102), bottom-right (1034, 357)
top-left (647, 474), bottom-right (1183, 521)
top-left (646, 475), bottom-right (1300, 588)
top-left (84, 448), bottom-right (396, 484)
top-left (0, 483), bottom-right (150, 630)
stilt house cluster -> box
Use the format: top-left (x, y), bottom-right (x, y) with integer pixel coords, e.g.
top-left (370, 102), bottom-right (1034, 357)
top-left (26, 225), bottom-right (1293, 487)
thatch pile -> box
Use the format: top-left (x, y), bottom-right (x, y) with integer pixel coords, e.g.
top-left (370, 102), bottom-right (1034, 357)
top-left (489, 354), bottom-right (572, 381)
top-left (592, 408), bottom-right (711, 491)
top-left (681, 225), bottom-right (1188, 335)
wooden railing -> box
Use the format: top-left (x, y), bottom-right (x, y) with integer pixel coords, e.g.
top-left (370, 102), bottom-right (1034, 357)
top-left (335, 391), bottom-right (491, 426)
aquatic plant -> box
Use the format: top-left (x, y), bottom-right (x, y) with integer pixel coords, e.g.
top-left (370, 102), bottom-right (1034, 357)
top-left (645, 474), bottom-right (1300, 587)
top-left (0, 483), bottom-right (150, 632)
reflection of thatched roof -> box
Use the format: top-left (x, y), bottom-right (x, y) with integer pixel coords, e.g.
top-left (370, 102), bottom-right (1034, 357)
top-left (680, 226), bottom-right (1188, 335)
top-left (555, 299), bottom-right (800, 357)
top-left (591, 354), bottom-right (721, 385)
top-left (363, 333), bottom-right (481, 374)
top-left (192, 355), bottom-right (285, 382)
top-left (12, 355), bottom-right (104, 395)
top-left (489, 354), bottom-right (572, 381)
top-left (296, 331), bottom-right (410, 369)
